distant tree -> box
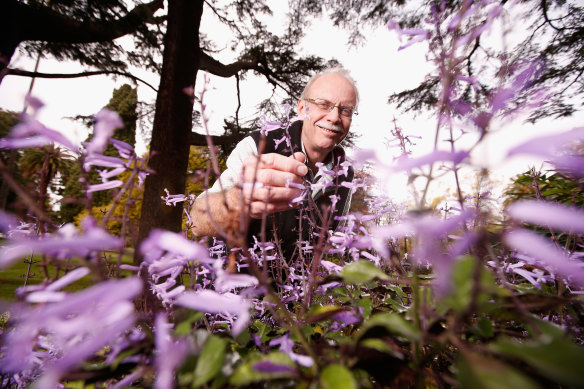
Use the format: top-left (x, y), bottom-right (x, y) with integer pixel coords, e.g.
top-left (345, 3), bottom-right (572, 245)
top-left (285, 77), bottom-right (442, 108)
top-left (88, 84), bottom-right (137, 207)
top-left (76, 145), bottom-right (220, 246)
top-left (504, 168), bottom-right (584, 208)
top-left (59, 84), bottom-right (138, 223)
top-left (76, 164), bottom-right (144, 246)
top-left (18, 145), bottom-right (75, 219)
top-left (58, 162), bottom-right (84, 223)
top-left (0, 1), bottom-right (340, 255)
top-left (0, 109), bottom-right (21, 211)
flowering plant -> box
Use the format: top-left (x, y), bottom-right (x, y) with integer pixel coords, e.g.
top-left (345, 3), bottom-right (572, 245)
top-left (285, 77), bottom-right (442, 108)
top-left (1, 1), bottom-right (583, 388)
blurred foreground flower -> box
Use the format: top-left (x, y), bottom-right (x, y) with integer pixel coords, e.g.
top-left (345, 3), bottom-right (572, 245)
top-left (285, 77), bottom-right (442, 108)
top-left (0, 277), bottom-right (142, 388)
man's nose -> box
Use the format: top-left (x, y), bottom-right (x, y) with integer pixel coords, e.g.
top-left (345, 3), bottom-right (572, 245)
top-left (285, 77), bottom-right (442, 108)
top-left (325, 106), bottom-right (341, 121)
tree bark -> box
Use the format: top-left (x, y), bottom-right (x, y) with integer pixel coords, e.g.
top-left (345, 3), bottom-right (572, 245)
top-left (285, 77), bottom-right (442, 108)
top-left (135, 0), bottom-right (204, 263)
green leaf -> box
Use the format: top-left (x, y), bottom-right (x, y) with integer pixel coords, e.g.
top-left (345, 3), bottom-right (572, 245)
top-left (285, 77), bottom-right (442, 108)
top-left (252, 320), bottom-right (272, 343)
top-left (305, 304), bottom-right (345, 323)
top-left (456, 351), bottom-right (542, 389)
top-left (360, 338), bottom-right (404, 359)
top-left (357, 296), bottom-right (372, 320)
top-left (193, 335), bottom-right (228, 387)
top-left (358, 312), bottom-right (421, 342)
top-left (175, 311), bottom-right (204, 337)
top-left (470, 316), bottom-right (494, 339)
top-left (491, 328), bottom-right (584, 388)
top-left (341, 260), bottom-right (390, 284)
top-left (229, 352), bottom-right (296, 386)
top-left (440, 256), bottom-right (496, 315)
top-left (320, 364), bottom-right (358, 389)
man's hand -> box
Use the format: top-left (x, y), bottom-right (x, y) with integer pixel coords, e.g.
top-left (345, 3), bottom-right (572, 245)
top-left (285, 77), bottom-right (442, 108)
top-left (240, 152), bottom-right (308, 218)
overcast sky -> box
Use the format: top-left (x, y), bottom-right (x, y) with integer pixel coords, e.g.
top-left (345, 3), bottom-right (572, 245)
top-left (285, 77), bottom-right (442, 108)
top-left (1, 6), bottom-right (582, 204)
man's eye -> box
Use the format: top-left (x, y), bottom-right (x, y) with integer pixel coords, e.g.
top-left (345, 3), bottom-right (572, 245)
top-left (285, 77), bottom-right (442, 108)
top-left (317, 103), bottom-right (331, 110)
top-left (341, 108), bottom-right (353, 115)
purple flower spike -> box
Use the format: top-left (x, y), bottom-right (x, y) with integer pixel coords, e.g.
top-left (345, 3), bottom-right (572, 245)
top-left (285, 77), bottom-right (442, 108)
top-left (504, 229), bottom-right (584, 288)
top-left (507, 200), bottom-right (584, 234)
top-left (140, 229), bottom-right (213, 265)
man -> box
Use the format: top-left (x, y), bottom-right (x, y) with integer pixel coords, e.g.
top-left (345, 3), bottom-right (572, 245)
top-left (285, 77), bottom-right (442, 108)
top-left (191, 67), bottom-right (358, 260)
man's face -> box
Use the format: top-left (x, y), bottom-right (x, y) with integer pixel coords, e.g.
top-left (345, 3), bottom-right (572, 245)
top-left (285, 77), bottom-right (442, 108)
top-left (297, 74), bottom-right (357, 161)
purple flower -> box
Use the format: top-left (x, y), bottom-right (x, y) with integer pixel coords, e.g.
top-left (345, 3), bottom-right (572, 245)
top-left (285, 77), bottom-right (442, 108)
top-left (0, 221), bottom-right (123, 269)
top-left (393, 150), bottom-right (469, 172)
top-left (174, 290), bottom-right (251, 336)
top-left (0, 278), bottom-right (142, 387)
top-left (0, 116), bottom-right (78, 152)
top-left (269, 334), bottom-right (314, 367)
top-left (140, 229), bottom-right (213, 265)
top-left (161, 189), bottom-right (193, 206)
top-left (87, 180), bottom-right (124, 193)
top-left (330, 308), bottom-right (363, 332)
top-left (371, 210), bottom-right (474, 295)
top-left (507, 200), bottom-right (584, 234)
top-left (0, 210), bottom-right (18, 234)
top-left (83, 154), bottom-right (127, 171)
top-left (154, 313), bottom-right (189, 389)
top-left (214, 270), bottom-right (259, 293)
top-left (504, 229), bottom-right (584, 288)
top-left (85, 109), bottom-right (123, 156)
top-left (507, 127), bottom-right (584, 160)
top-left (22, 267), bottom-right (90, 303)
top-left (257, 115), bottom-right (283, 135)
top-left (109, 138), bottom-right (135, 159)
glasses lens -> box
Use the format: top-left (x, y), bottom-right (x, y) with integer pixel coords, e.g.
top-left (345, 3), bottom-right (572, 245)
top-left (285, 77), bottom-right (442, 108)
top-left (339, 107), bottom-right (354, 117)
top-left (308, 98), bottom-right (355, 117)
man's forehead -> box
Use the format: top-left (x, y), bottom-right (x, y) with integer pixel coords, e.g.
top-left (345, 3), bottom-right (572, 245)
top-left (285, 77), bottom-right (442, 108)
top-left (308, 74), bottom-right (357, 103)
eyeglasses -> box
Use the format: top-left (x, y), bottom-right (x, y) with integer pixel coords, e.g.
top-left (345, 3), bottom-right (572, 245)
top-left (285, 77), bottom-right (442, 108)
top-left (303, 98), bottom-right (358, 118)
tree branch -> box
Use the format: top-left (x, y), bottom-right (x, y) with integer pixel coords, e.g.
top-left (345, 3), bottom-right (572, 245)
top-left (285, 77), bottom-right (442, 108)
top-left (198, 51), bottom-right (297, 97)
top-left (3, 0), bottom-right (164, 45)
top-left (541, 0), bottom-right (562, 31)
top-left (198, 51), bottom-right (261, 77)
top-left (5, 68), bottom-right (158, 92)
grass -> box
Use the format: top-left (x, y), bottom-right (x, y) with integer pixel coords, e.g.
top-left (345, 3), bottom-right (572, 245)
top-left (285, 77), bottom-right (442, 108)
top-left (0, 250), bottom-right (135, 301)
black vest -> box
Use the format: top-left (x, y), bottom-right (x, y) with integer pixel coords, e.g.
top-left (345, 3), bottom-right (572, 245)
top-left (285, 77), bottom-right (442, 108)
top-left (247, 121), bottom-right (354, 262)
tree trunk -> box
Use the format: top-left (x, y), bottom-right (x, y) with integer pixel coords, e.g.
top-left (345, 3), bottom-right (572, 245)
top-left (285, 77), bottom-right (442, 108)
top-left (135, 0), bottom-right (204, 263)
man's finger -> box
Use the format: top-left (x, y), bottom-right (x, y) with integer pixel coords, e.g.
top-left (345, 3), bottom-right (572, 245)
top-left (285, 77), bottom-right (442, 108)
top-left (249, 200), bottom-right (299, 218)
top-left (244, 186), bottom-right (303, 202)
top-left (292, 151), bottom-right (306, 164)
top-left (245, 153), bottom-right (308, 177)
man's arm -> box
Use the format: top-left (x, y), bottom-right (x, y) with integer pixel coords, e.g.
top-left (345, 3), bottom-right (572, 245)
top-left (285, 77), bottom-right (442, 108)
top-left (190, 152), bottom-right (308, 238)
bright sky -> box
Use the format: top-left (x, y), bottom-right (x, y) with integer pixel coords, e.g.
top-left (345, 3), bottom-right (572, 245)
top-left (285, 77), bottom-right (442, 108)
top-left (1, 6), bottom-right (582, 207)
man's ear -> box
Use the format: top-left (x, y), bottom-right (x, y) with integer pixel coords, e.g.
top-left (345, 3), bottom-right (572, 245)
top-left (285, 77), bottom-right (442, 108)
top-left (297, 98), bottom-right (306, 115)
